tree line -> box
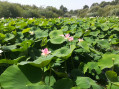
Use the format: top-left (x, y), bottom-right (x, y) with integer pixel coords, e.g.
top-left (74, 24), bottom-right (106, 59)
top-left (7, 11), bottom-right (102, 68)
top-left (0, 0), bottom-right (119, 18)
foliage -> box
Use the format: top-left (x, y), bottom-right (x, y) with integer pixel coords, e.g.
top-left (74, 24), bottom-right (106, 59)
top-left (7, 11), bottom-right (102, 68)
top-left (0, 17), bottom-right (119, 89)
top-left (1, 0), bottom-right (119, 18)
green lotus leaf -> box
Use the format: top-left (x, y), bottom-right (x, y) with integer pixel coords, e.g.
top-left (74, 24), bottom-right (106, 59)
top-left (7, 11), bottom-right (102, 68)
top-left (4, 25), bottom-right (15, 32)
top-left (53, 78), bottom-right (73, 89)
top-left (76, 77), bottom-right (102, 89)
top-left (83, 62), bottom-right (101, 74)
top-left (83, 25), bottom-right (89, 30)
top-left (78, 41), bottom-right (90, 52)
top-left (54, 47), bottom-right (68, 57)
top-left (84, 30), bottom-right (91, 36)
top-left (12, 40), bottom-right (34, 53)
top-left (101, 23), bottom-right (109, 31)
top-left (41, 37), bottom-right (47, 47)
top-left (89, 30), bottom-right (100, 36)
top-left (16, 22), bottom-right (27, 29)
top-left (52, 69), bottom-right (68, 78)
top-left (66, 45), bottom-right (76, 58)
top-left (74, 31), bottom-right (83, 38)
top-left (98, 54), bottom-right (119, 70)
top-left (109, 84), bottom-right (119, 89)
top-left (18, 61), bottom-right (31, 65)
top-left (0, 59), bottom-right (16, 64)
top-left (17, 32), bottom-right (24, 39)
top-left (17, 40), bottom-right (34, 51)
top-left (113, 27), bottom-right (119, 31)
top-left (0, 56), bottom-right (25, 64)
top-left (0, 65), bottom-right (53, 89)
top-left (61, 26), bottom-right (68, 32)
top-left (35, 29), bottom-right (48, 38)
top-left (70, 24), bottom-right (77, 33)
top-left (90, 26), bottom-right (96, 30)
top-left (97, 39), bottom-right (110, 49)
top-left (4, 33), bottom-right (15, 41)
top-left (19, 55), bottom-right (54, 68)
top-left (2, 44), bottom-right (17, 51)
top-left (20, 40), bottom-right (34, 47)
top-left (105, 71), bottom-right (118, 82)
top-left (0, 33), bottom-right (6, 40)
top-left (113, 82), bottom-right (119, 86)
top-left (50, 36), bottom-right (65, 44)
top-left (32, 55), bottom-right (54, 68)
top-left (84, 37), bottom-right (95, 44)
top-left (49, 30), bottom-right (63, 38)
top-left (98, 34), bottom-right (105, 38)
top-left (54, 45), bottom-right (75, 59)
top-left (22, 28), bottom-right (31, 33)
top-left (45, 76), bottom-right (56, 86)
top-left (89, 48), bottom-right (101, 55)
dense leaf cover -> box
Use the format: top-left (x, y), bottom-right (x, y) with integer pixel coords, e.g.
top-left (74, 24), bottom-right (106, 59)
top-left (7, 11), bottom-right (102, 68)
top-left (0, 17), bottom-right (119, 89)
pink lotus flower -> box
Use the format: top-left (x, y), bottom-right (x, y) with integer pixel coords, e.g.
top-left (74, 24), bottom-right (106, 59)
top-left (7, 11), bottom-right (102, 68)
top-left (60, 33), bottom-right (74, 42)
top-left (65, 34), bottom-right (70, 39)
top-left (68, 37), bottom-right (74, 41)
top-left (78, 38), bottom-right (83, 42)
top-left (41, 48), bottom-right (51, 56)
top-left (58, 17), bottom-right (61, 19)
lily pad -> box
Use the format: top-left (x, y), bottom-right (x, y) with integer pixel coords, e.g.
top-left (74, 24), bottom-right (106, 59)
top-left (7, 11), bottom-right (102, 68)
top-left (4, 33), bottom-right (15, 41)
top-left (0, 65), bottom-right (53, 89)
top-left (76, 77), bottom-right (102, 89)
top-left (50, 36), bottom-right (65, 44)
top-left (105, 71), bottom-right (118, 82)
top-left (54, 45), bottom-right (75, 59)
top-left (35, 29), bottom-right (48, 38)
top-left (19, 55), bottom-right (54, 68)
top-left (49, 30), bottom-right (63, 38)
top-left (98, 53), bottom-right (119, 70)
top-left (53, 78), bottom-right (73, 89)
top-left (78, 41), bottom-right (90, 52)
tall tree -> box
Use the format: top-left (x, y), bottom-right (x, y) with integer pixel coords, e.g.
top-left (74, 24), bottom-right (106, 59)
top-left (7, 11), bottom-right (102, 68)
top-left (83, 5), bottom-right (89, 9)
top-left (90, 3), bottom-right (99, 8)
top-left (60, 5), bottom-right (68, 13)
top-left (99, 1), bottom-right (110, 7)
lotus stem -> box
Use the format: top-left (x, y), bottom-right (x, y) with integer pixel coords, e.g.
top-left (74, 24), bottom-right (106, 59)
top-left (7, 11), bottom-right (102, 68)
top-left (49, 66), bottom-right (51, 85)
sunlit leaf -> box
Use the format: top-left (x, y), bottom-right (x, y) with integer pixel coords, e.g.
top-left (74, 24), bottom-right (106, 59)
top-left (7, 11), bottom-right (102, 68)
top-left (0, 65), bottom-right (53, 89)
top-left (105, 71), bottom-right (118, 82)
top-left (22, 28), bottom-right (31, 33)
top-left (49, 30), bottom-right (63, 38)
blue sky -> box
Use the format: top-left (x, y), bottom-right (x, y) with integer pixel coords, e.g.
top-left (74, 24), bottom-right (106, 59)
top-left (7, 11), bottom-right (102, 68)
top-left (6, 0), bottom-right (113, 10)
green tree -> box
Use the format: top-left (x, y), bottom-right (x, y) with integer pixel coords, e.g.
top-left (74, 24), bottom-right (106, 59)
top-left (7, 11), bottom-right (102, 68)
top-left (83, 5), bottom-right (89, 9)
top-left (90, 3), bottom-right (99, 8)
top-left (89, 6), bottom-right (101, 13)
top-left (78, 8), bottom-right (89, 17)
top-left (60, 5), bottom-right (68, 15)
top-left (99, 1), bottom-right (110, 7)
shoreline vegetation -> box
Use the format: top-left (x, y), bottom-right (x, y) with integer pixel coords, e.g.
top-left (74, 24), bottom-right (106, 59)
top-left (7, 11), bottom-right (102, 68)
top-left (0, 0), bottom-right (119, 18)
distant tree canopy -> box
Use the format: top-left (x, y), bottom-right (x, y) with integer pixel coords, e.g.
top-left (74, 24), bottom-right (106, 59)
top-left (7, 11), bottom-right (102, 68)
top-left (0, 1), bottom-right (66, 18)
top-left (90, 3), bottom-right (99, 8)
top-left (0, 0), bottom-right (119, 18)
top-left (83, 5), bottom-right (89, 9)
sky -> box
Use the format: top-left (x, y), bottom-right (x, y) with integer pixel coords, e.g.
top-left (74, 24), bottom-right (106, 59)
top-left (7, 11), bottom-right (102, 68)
top-left (5, 0), bottom-right (113, 10)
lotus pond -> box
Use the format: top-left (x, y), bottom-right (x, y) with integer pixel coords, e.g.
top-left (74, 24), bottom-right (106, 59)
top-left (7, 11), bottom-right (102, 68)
top-left (0, 17), bottom-right (119, 89)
